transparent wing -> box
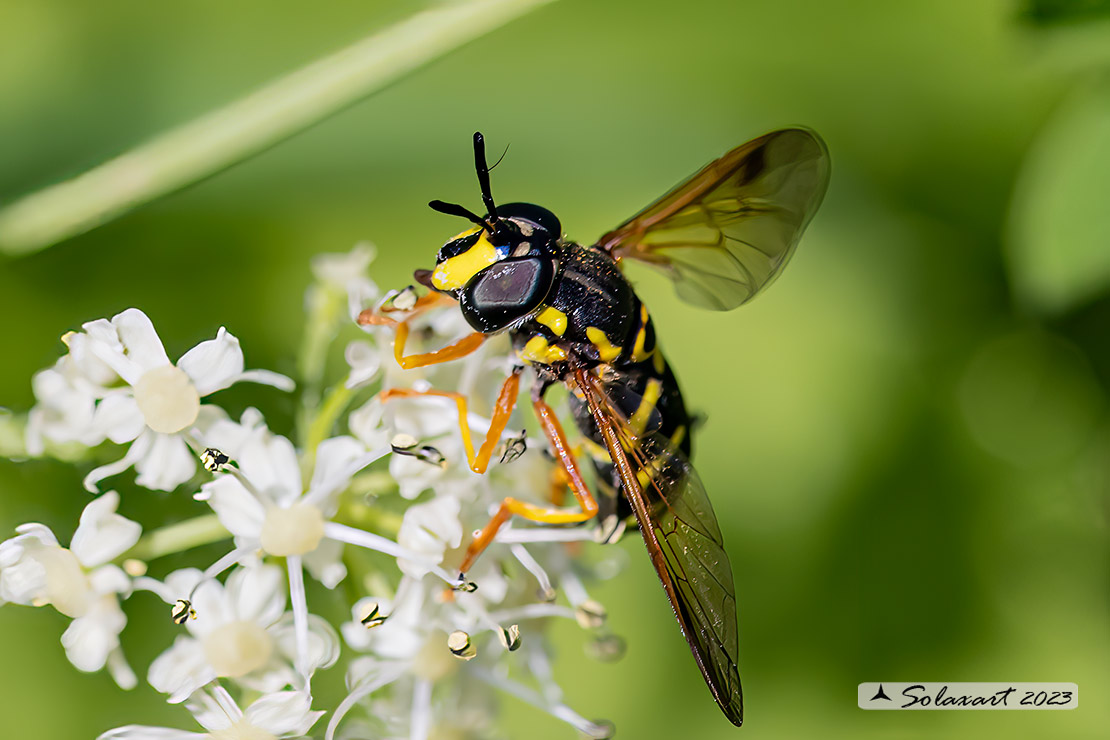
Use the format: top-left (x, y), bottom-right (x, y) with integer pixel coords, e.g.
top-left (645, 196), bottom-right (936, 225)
top-left (581, 376), bottom-right (743, 725)
top-left (598, 128), bottom-right (829, 311)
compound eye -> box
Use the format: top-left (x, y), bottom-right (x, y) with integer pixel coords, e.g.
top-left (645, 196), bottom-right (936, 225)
top-left (459, 257), bottom-right (556, 333)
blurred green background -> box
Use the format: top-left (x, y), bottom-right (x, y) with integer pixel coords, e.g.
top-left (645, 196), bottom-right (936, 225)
top-left (2, 0), bottom-right (1109, 737)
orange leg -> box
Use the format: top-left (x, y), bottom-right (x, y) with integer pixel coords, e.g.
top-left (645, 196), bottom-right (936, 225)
top-left (381, 367), bottom-right (522, 474)
top-left (549, 465), bottom-right (569, 506)
top-left (389, 323), bottom-right (485, 370)
top-left (357, 291), bottom-right (453, 328)
top-left (357, 291), bottom-right (485, 370)
top-left (457, 396), bottom-right (599, 575)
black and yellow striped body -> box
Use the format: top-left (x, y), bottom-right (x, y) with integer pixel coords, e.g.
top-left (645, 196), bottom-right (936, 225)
top-left (509, 242), bottom-right (693, 518)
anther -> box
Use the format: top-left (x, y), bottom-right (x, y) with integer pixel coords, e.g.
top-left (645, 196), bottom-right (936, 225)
top-left (171, 598), bottom-right (197, 625)
top-left (392, 286), bottom-right (418, 312)
top-left (447, 630), bottom-right (476, 660)
top-left (575, 600), bottom-right (607, 630)
top-left (200, 447), bottom-right (230, 473)
top-left (498, 624), bottom-right (522, 652)
top-left (452, 580), bottom-right (478, 594)
top-left (360, 602), bottom-right (388, 629)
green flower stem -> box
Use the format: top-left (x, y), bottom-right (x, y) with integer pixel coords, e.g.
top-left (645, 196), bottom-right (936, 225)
top-left (296, 283), bottom-right (345, 444)
top-left (124, 514), bottom-right (230, 562)
top-left (0, 410), bottom-right (91, 462)
top-left (0, 0), bottom-right (558, 255)
top-left (302, 382), bottom-right (356, 476)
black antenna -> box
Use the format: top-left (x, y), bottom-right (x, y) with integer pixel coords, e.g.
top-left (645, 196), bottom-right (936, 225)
top-left (428, 200), bottom-right (490, 231)
top-left (473, 132), bottom-right (498, 220)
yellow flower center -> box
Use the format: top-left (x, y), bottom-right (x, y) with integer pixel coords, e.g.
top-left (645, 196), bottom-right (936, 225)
top-left (133, 364), bottom-right (200, 434)
top-left (208, 720), bottom-right (278, 740)
top-left (260, 502), bottom-right (325, 557)
top-left (202, 620), bottom-right (274, 678)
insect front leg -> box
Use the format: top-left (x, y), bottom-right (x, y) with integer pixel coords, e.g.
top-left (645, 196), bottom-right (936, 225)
top-left (380, 366), bottom-right (523, 474)
top-left (457, 388), bottom-right (599, 577)
top-left (357, 291), bottom-right (486, 369)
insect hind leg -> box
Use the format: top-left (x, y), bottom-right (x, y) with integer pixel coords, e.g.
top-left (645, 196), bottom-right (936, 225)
top-left (457, 395), bottom-right (599, 575)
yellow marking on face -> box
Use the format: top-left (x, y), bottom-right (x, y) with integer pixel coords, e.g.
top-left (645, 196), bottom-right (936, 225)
top-left (520, 335), bottom-right (567, 365)
top-left (432, 227), bottom-right (499, 291)
top-left (586, 327), bottom-right (622, 363)
top-left (631, 305), bottom-right (653, 363)
top-left (628, 378), bottom-right (663, 438)
top-left (536, 306), bottom-right (568, 336)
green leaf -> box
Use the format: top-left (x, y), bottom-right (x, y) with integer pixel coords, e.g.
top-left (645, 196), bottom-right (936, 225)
top-left (1007, 82), bottom-right (1110, 313)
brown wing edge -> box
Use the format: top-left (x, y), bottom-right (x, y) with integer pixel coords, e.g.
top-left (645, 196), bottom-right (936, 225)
top-left (572, 369), bottom-right (744, 726)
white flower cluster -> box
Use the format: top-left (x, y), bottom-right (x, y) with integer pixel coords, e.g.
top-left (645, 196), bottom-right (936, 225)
top-left (2, 246), bottom-right (620, 740)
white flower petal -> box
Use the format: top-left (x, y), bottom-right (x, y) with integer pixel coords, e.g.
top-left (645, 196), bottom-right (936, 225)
top-left (184, 690), bottom-right (233, 732)
top-left (307, 435), bottom-right (365, 503)
top-left (88, 564), bottom-right (131, 596)
top-left (97, 727), bottom-right (205, 740)
top-left (10, 523), bottom-right (58, 547)
top-left (0, 538), bottom-right (49, 604)
top-left (347, 276), bottom-right (380, 323)
top-left (390, 453), bottom-right (447, 500)
top-left (271, 612), bottom-right (340, 676)
top-left (177, 327), bottom-right (245, 396)
top-left (27, 364), bottom-right (100, 448)
top-left (61, 597), bottom-right (125, 672)
top-left (344, 340), bottom-right (381, 389)
top-left (71, 491), bottom-right (142, 568)
top-left (135, 433), bottom-right (197, 492)
top-left (107, 647), bottom-right (138, 690)
top-left (84, 320), bottom-right (142, 386)
top-left (238, 431), bottom-right (301, 505)
top-left (204, 477), bottom-right (266, 539)
top-left (245, 691), bottom-right (323, 737)
top-left (64, 327), bottom-right (121, 387)
top-left (199, 409), bottom-right (264, 456)
top-left (185, 579), bottom-right (232, 637)
top-left (348, 397), bottom-right (389, 450)
top-left (134, 568), bottom-right (203, 604)
top-left (235, 662), bottom-right (297, 696)
top-left (302, 538), bottom-right (347, 589)
top-left (232, 369), bottom-right (295, 392)
top-left (84, 431), bottom-right (153, 493)
top-left (226, 563), bottom-right (286, 626)
top-left (397, 497), bottom-right (462, 578)
top-left (112, 308), bottom-right (170, 373)
top-left (91, 394), bottom-right (146, 445)
top-left (148, 635), bottom-right (216, 703)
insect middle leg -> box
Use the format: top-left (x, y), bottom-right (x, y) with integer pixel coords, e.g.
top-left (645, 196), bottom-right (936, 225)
top-left (457, 392), bottom-right (599, 576)
top-left (381, 366), bottom-right (523, 474)
top-left (358, 291), bottom-right (485, 370)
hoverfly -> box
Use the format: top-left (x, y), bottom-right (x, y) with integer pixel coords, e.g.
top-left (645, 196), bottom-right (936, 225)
top-left (359, 129), bottom-right (829, 726)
